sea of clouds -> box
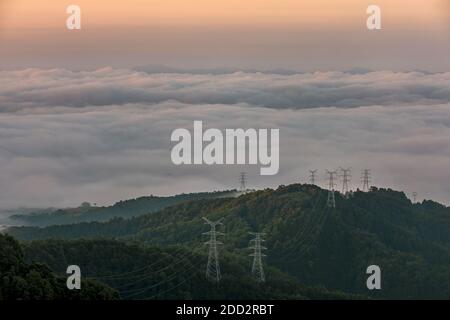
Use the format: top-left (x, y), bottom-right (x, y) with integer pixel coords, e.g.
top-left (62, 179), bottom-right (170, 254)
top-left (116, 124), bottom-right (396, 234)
top-left (1, 68), bottom-right (450, 112)
top-left (0, 68), bottom-right (449, 208)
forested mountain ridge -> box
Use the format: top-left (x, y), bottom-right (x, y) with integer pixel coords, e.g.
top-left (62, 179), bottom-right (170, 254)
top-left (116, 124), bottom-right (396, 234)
top-left (7, 184), bottom-right (450, 298)
top-left (22, 239), bottom-right (357, 300)
top-left (9, 190), bottom-right (237, 227)
top-left (0, 234), bottom-right (118, 300)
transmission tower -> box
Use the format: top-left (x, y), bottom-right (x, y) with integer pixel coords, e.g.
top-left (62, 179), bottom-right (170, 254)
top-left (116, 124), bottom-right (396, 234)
top-left (326, 170), bottom-right (338, 208)
top-left (309, 169), bottom-right (318, 185)
top-left (339, 167), bottom-right (352, 197)
top-left (202, 217), bottom-right (224, 282)
top-left (413, 192), bottom-right (418, 203)
top-left (249, 232), bottom-right (266, 283)
top-left (361, 169), bottom-right (371, 191)
top-left (239, 172), bottom-right (247, 192)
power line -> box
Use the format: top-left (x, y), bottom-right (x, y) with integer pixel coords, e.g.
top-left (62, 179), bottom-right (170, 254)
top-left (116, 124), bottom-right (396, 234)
top-left (277, 189), bottom-right (324, 262)
top-left (296, 205), bottom-right (331, 258)
top-left (278, 198), bottom-right (331, 263)
top-left (309, 169), bottom-right (318, 185)
top-left (239, 172), bottom-right (247, 192)
top-left (361, 169), bottom-right (371, 191)
top-left (88, 243), bottom-right (200, 280)
top-left (249, 232), bottom-right (267, 283)
top-left (124, 258), bottom-right (202, 299)
top-left (325, 170), bottom-right (338, 208)
top-left (339, 167), bottom-right (352, 197)
top-left (139, 268), bottom-right (200, 300)
top-left (116, 243), bottom-right (203, 293)
top-left (203, 217), bottom-right (224, 282)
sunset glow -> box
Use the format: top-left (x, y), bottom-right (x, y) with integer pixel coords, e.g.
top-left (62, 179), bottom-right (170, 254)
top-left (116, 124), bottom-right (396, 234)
top-left (1, 0), bottom-right (446, 28)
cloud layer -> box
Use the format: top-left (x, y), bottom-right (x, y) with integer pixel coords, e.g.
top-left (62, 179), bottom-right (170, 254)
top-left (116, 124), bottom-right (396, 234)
top-left (1, 68), bottom-right (449, 112)
top-left (0, 68), bottom-right (450, 208)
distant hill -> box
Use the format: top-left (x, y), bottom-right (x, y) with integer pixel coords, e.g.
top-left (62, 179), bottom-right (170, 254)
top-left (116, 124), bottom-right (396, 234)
top-left (0, 234), bottom-right (118, 300)
top-left (9, 190), bottom-right (238, 227)
top-left (8, 184), bottom-right (450, 299)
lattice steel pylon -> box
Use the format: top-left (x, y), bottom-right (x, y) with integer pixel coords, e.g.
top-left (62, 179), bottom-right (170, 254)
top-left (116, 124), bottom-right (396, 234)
top-left (249, 232), bottom-right (266, 283)
top-left (326, 170), bottom-right (338, 208)
top-left (361, 169), bottom-right (371, 192)
top-left (413, 192), bottom-right (418, 203)
top-left (202, 217), bottom-right (224, 282)
top-left (339, 167), bottom-right (352, 197)
top-left (239, 172), bottom-right (247, 192)
top-left (309, 169), bottom-right (318, 185)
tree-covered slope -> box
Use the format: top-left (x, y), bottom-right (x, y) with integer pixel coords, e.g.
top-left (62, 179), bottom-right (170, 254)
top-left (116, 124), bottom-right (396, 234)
top-left (10, 190), bottom-right (238, 227)
top-left (22, 239), bottom-right (355, 300)
top-left (8, 184), bottom-right (450, 298)
top-left (0, 234), bottom-right (118, 300)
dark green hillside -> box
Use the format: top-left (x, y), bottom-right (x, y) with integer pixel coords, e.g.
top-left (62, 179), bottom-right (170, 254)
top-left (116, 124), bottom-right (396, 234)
top-left (10, 190), bottom-right (237, 227)
top-left (22, 239), bottom-right (355, 300)
top-left (8, 184), bottom-right (450, 298)
top-left (0, 234), bottom-right (118, 300)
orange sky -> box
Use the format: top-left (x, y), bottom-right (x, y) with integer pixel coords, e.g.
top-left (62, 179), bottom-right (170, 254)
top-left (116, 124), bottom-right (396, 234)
top-left (0, 0), bottom-right (448, 70)
top-left (1, 0), bottom-right (446, 28)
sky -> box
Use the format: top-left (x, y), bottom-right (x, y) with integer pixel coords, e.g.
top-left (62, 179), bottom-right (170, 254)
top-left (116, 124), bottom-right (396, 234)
top-left (0, 1), bottom-right (449, 209)
top-left (0, 0), bottom-right (449, 70)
